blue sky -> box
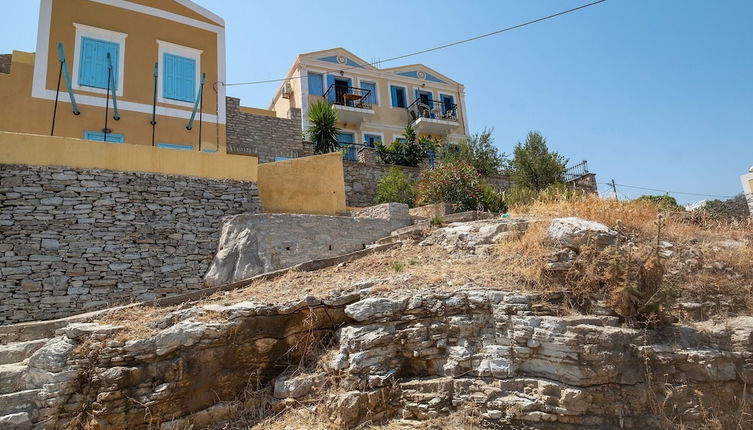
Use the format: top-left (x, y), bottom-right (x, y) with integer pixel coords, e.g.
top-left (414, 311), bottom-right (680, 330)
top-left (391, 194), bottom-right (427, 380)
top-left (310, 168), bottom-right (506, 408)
top-left (2, 0), bottom-right (751, 203)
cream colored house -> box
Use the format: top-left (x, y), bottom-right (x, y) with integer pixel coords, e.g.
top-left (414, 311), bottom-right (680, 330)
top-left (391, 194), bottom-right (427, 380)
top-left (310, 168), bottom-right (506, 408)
top-left (269, 48), bottom-right (469, 151)
top-left (742, 166), bottom-right (753, 217)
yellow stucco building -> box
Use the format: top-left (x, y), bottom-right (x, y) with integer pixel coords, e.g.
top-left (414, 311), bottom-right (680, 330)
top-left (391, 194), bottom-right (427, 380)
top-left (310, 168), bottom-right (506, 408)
top-left (269, 48), bottom-right (470, 149)
top-left (0, 0), bottom-right (227, 151)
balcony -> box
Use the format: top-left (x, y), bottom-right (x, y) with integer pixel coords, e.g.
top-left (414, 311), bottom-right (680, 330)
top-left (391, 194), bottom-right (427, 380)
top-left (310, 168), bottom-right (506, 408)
top-left (323, 84), bottom-right (374, 124)
top-left (407, 99), bottom-right (460, 135)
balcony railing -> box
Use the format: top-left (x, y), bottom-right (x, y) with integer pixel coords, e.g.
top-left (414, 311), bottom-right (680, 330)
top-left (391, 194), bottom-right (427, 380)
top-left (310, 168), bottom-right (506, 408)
top-left (408, 99), bottom-right (458, 122)
top-left (563, 160), bottom-right (590, 182)
top-left (323, 84), bottom-right (372, 110)
top-left (340, 143), bottom-right (359, 161)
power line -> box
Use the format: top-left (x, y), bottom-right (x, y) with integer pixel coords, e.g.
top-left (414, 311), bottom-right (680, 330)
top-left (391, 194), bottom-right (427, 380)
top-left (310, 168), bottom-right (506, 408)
top-left (598, 182), bottom-right (736, 199)
top-left (223, 0), bottom-right (609, 87)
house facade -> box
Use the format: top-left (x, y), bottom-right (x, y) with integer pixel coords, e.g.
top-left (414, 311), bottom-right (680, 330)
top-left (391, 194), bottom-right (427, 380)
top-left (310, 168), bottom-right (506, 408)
top-left (269, 48), bottom-right (470, 154)
top-left (742, 167), bottom-right (753, 217)
top-left (0, 0), bottom-right (227, 151)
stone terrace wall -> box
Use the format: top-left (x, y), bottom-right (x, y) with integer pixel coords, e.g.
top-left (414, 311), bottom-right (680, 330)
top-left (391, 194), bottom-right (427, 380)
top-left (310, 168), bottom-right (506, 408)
top-left (0, 54), bottom-right (11, 74)
top-left (0, 164), bottom-right (262, 325)
top-left (225, 97), bottom-right (310, 163)
top-left (343, 161), bottom-right (513, 208)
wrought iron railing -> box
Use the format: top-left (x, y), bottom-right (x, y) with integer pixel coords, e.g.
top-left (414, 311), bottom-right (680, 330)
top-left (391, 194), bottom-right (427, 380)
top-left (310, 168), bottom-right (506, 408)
top-left (564, 160), bottom-right (590, 182)
top-left (323, 84), bottom-right (372, 109)
top-left (339, 142), bottom-right (359, 161)
top-left (407, 99), bottom-right (458, 122)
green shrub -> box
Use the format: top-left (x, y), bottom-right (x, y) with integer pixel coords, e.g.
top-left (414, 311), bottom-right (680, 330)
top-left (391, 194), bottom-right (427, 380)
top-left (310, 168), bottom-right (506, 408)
top-left (635, 195), bottom-right (684, 212)
top-left (436, 129), bottom-right (508, 176)
top-left (376, 126), bottom-right (436, 167)
top-left (510, 131), bottom-right (567, 191)
top-left (502, 183), bottom-right (575, 208)
top-left (306, 100), bottom-right (340, 154)
top-left (416, 161), bottom-right (483, 211)
top-left (480, 184), bottom-right (508, 213)
top-left (375, 167), bottom-right (416, 207)
top-left (430, 215), bottom-right (444, 225)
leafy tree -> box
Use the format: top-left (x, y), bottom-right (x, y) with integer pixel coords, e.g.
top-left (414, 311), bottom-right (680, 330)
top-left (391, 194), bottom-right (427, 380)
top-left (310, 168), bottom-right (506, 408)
top-left (437, 129), bottom-right (508, 176)
top-left (306, 100), bottom-right (341, 154)
top-left (416, 161), bottom-right (484, 211)
top-left (636, 195), bottom-right (685, 211)
top-left (510, 131), bottom-right (567, 191)
top-left (375, 167), bottom-right (416, 207)
top-left (376, 126), bottom-right (436, 167)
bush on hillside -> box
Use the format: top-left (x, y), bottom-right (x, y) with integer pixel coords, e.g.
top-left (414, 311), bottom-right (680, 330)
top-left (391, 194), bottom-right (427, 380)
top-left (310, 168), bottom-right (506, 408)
top-left (416, 161), bottom-right (483, 211)
top-left (375, 167), bottom-right (416, 207)
top-left (635, 195), bottom-right (684, 211)
top-left (480, 184), bottom-right (508, 213)
top-left (436, 129), bottom-right (508, 176)
top-left (510, 131), bottom-right (567, 191)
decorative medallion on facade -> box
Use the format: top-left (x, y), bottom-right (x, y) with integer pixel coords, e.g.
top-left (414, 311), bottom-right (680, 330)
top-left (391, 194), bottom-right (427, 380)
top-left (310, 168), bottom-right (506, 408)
top-left (337, 55), bottom-right (347, 64)
top-left (417, 71), bottom-right (426, 80)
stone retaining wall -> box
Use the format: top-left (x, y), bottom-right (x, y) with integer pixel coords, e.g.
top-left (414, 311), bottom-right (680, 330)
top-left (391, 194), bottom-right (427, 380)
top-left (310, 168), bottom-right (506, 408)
top-left (0, 54), bottom-right (11, 74)
top-left (0, 164), bottom-right (261, 325)
top-left (225, 97), bottom-right (310, 163)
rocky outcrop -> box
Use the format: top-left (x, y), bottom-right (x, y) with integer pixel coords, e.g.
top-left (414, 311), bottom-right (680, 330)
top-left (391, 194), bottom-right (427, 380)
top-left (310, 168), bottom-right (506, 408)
top-left (548, 217), bottom-right (617, 251)
top-left (4, 287), bottom-right (752, 429)
top-left (420, 218), bottom-right (533, 253)
top-left (204, 204), bottom-right (412, 286)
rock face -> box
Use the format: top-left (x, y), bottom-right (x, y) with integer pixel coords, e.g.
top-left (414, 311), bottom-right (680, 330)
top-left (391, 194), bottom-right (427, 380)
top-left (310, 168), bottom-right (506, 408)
top-left (4, 289), bottom-right (752, 429)
top-left (204, 204), bottom-right (412, 285)
top-left (548, 217), bottom-right (617, 251)
top-left (420, 218), bottom-right (533, 253)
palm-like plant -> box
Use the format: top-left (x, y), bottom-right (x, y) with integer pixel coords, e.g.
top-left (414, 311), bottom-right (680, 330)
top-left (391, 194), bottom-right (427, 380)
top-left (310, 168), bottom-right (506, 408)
top-left (306, 100), bottom-right (341, 154)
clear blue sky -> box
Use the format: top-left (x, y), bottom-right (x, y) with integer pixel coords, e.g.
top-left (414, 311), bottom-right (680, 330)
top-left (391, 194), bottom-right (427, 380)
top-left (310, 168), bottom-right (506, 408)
top-left (2, 0), bottom-right (751, 203)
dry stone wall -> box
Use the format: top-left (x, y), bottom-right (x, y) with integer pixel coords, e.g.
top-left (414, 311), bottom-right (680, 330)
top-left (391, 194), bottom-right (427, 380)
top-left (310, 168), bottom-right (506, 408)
top-left (225, 97), bottom-right (310, 163)
top-left (0, 164), bottom-right (261, 325)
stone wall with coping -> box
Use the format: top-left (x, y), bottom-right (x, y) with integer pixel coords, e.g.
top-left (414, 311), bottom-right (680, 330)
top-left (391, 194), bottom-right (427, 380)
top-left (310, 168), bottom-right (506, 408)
top-left (343, 160), bottom-right (513, 208)
top-left (225, 97), bottom-right (311, 163)
top-left (0, 54), bottom-right (11, 74)
top-left (0, 164), bottom-right (262, 325)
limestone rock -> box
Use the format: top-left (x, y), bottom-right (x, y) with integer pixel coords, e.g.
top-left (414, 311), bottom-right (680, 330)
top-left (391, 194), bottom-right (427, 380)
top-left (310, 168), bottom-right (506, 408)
top-left (420, 218), bottom-right (531, 253)
top-left (547, 217), bottom-right (616, 251)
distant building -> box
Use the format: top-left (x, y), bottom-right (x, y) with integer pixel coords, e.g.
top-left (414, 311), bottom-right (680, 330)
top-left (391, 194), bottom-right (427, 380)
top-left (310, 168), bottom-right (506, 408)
top-left (742, 166), bottom-right (753, 217)
top-left (268, 48), bottom-right (470, 157)
top-left (0, 0), bottom-right (227, 151)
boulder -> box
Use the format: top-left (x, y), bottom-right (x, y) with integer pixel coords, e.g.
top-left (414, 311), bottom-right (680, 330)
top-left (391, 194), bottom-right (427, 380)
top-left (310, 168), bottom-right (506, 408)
top-left (547, 217), bottom-right (616, 252)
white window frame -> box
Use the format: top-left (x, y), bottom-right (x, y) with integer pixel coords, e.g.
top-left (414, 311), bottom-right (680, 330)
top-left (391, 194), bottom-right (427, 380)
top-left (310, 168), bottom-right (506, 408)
top-left (388, 82), bottom-right (409, 109)
top-left (157, 40), bottom-right (203, 107)
top-left (72, 23), bottom-right (128, 97)
top-left (357, 78), bottom-right (379, 106)
top-left (392, 134), bottom-right (407, 143)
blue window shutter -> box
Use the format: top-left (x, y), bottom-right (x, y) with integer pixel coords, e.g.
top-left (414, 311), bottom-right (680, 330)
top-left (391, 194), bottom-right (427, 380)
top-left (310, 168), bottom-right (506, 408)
top-left (79, 37), bottom-right (119, 89)
top-left (362, 82), bottom-right (376, 105)
top-left (326, 75), bottom-right (336, 102)
top-left (84, 131), bottom-right (123, 143)
top-left (163, 53), bottom-right (196, 102)
top-left (308, 73), bottom-right (323, 96)
top-left (337, 132), bottom-right (354, 143)
top-left (390, 86), bottom-right (398, 107)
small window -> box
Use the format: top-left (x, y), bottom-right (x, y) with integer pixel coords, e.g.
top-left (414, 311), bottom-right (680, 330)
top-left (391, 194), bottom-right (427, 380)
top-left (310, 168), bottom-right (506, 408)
top-left (390, 85), bottom-right (406, 108)
top-left (440, 94), bottom-right (456, 115)
top-left (157, 142), bottom-right (192, 151)
top-left (361, 81), bottom-right (377, 105)
top-left (78, 37), bottom-right (119, 90)
top-left (84, 131), bottom-right (123, 143)
top-left (274, 156), bottom-right (292, 162)
top-left (308, 72), bottom-right (324, 96)
top-left (364, 134), bottom-right (382, 148)
top-left (163, 53), bottom-right (196, 102)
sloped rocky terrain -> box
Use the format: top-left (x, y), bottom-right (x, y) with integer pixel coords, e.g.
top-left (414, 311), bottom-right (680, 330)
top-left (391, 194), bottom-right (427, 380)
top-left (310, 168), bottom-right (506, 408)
top-left (1, 202), bottom-right (751, 429)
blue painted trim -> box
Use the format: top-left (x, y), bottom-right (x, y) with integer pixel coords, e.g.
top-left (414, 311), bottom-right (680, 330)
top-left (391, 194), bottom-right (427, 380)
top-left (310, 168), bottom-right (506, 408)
top-left (274, 156), bottom-right (292, 162)
top-left (56, 42), bottom-right (80, 115)
top-left (395, 70), bottom-right (447, 84)
top-left (157, 142), bottom-right (193, 150)
top-left (202, 149), bottom-right (217, 153)
top-left (317, 55), bottom-right (362, 68)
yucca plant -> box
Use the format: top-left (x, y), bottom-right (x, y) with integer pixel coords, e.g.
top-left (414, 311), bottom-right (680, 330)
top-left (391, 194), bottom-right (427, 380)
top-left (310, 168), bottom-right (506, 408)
top-left (306, 100), bottom-right (340, 154)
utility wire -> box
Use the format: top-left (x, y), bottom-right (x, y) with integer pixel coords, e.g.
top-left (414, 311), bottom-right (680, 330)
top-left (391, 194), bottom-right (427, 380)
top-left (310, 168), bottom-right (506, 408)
top-left (223, 0), bottom-right (609, 87)
top-left (598, 182), bottom-right (735, 199)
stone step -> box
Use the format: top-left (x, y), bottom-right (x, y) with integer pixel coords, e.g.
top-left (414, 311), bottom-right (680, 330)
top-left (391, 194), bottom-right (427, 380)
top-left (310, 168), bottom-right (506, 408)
top-left (0, 320), bottom-right (69, 345)
top-left (0, 412), bottom-right (32, 430)
top-left (0, 363), bottom-right (28, 395)
top-left (0, 339), bottom-right (49, 366)
top-left (0, 389), bottom-right (40, 417)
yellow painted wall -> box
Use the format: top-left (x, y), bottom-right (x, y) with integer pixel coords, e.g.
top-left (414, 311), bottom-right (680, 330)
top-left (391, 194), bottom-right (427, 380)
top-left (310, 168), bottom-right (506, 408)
top-left (239, 106), bottom-right (276, 117)
top-left (0, 0), bottom-right (225, 151)
top-left (0, 131), bottom-right (257, 182)
top-left (257, 152), bottom-right (346, 215)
